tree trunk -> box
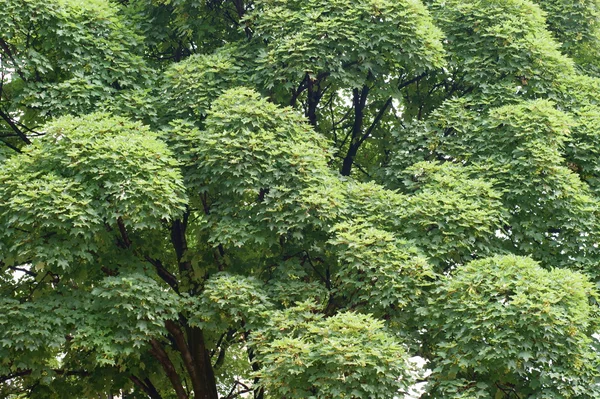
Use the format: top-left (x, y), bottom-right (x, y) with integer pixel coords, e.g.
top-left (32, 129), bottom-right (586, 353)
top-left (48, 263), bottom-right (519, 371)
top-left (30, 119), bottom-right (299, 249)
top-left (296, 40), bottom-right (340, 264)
top-left (188, 326), bottom-right (219, 399)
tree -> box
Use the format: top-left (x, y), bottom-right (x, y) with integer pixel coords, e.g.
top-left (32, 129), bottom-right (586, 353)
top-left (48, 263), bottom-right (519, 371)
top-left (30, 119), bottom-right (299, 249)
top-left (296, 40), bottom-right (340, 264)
top-left (1, 0), bottom-right (600, 397)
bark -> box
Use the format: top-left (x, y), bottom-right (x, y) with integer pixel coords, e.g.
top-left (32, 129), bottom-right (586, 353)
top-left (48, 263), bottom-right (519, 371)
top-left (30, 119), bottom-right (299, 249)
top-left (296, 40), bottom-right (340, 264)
top-left (165, 321), bottom-right (219, 399)
top-left (306, 77), bottom-right (319, 127)
top-left (149, 339), bottom-right (189, 399)
top-left (0, 108), bottom-right (31, 145)
top-left (130, 375), bottom-right (163, 399)
top-left (188, 326), bottom-right (219, 399)
top-left (340, 85), bottom-right (369, 176)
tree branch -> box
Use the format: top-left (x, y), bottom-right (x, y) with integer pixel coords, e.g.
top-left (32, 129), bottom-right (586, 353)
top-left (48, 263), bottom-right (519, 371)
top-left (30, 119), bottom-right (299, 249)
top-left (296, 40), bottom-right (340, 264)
top-left (117, 217), bottom-right (131, 248)
top-left (290, 74), bottom-right (309, 107)
top-left (164, 320), bottom-right (203, 398)
top-left (398, 71), bottom-right (428, 91)
top-left (144, 256), bottom-right (179, 293)
top-left (358, 97), bottom-right (393, 146)
top-left (130, 375), bottom-right (163, 399)
top-left (302, 251), bottom-right (328, 288)
top-left (0, 137), bottom-right (22, 153)
top-left (225, 380), bottom-right (252, 399)
top-left (165, 321), bottom-right (219, 399)
top-left (0, 38), bottom-right (26, 82)
top-left (0, 369), bottom-right (32, 384)
top-left (0, 108), bottom-right (31, 145)
top-left (8, 266), bottom-right (37, 278)
top-left (340, 84), bottom-right (369, 176)
top-left (149, 339), bottom-right (189, 399)
top-left (170, 212), bottom-right (191, 274)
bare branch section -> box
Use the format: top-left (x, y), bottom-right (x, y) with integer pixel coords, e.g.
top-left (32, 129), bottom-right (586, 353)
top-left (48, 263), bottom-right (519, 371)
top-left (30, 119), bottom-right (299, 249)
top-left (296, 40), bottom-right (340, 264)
top-left (339, 72), bottom-right (428, 176)
top-left (0, 109), bottom-right (30, 145)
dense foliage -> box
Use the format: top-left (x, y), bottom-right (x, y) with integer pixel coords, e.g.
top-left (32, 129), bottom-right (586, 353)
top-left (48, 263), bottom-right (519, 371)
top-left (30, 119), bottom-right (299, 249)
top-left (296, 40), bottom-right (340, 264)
top-left (1, 0), bottom-right (600, 398)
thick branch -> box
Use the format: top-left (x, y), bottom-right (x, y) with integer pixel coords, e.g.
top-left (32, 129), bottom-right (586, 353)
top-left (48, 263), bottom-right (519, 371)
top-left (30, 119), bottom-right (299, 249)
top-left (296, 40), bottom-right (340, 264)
top-left (340, 84), bottom-right (369, 176)
top-left (144, 256), bottom-right (179, 293)
top-left (149, 339), bottom-right (189, 399)
top-left (131, 376), bottom-right (163, 399)
top-left (170, 213), bottom-right (191, 274)
top-left (398, 71), bottom-right (428, 91)
top-left (115, 217), bottom-right (179, 292)
top-left (246, 344), bottom-right (264, 399)
top-left (0, 370), bottom-right (32, 384)
top-left (306, 76), bottom-right (319, 126)
top-left (356, 72), bottom-right (427, 147)
top-left (165, 320), bottom-right (203, 398)
top-left (117, 217), bottom-right (131, 247)
top-left (130, 375), bottom-right (163, 399)
top-left (306, 72), bottom-right (330, 127)
top-left (302, 252), bottom-right (328, 288)
top-left (290, 74), bottom-right (309, 107)
top-left (0, 108), bottom-right (31, 145)
top-left (0, 38), bottom-right (26, 82)
top-left (231, 0), bottom-right (252, 37)
top-left (8, 266), bottom-right (37, 278)
top-left (165, 321), bottom-right (218, 399)
top-left (232, 0), bottom-right (245, 18)
top-left (358, 97), bottom-right (393, 146)
top-left (212, 329), bottom-right (236, 371)
top-left (0, 137), bottom-right (22, 153)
